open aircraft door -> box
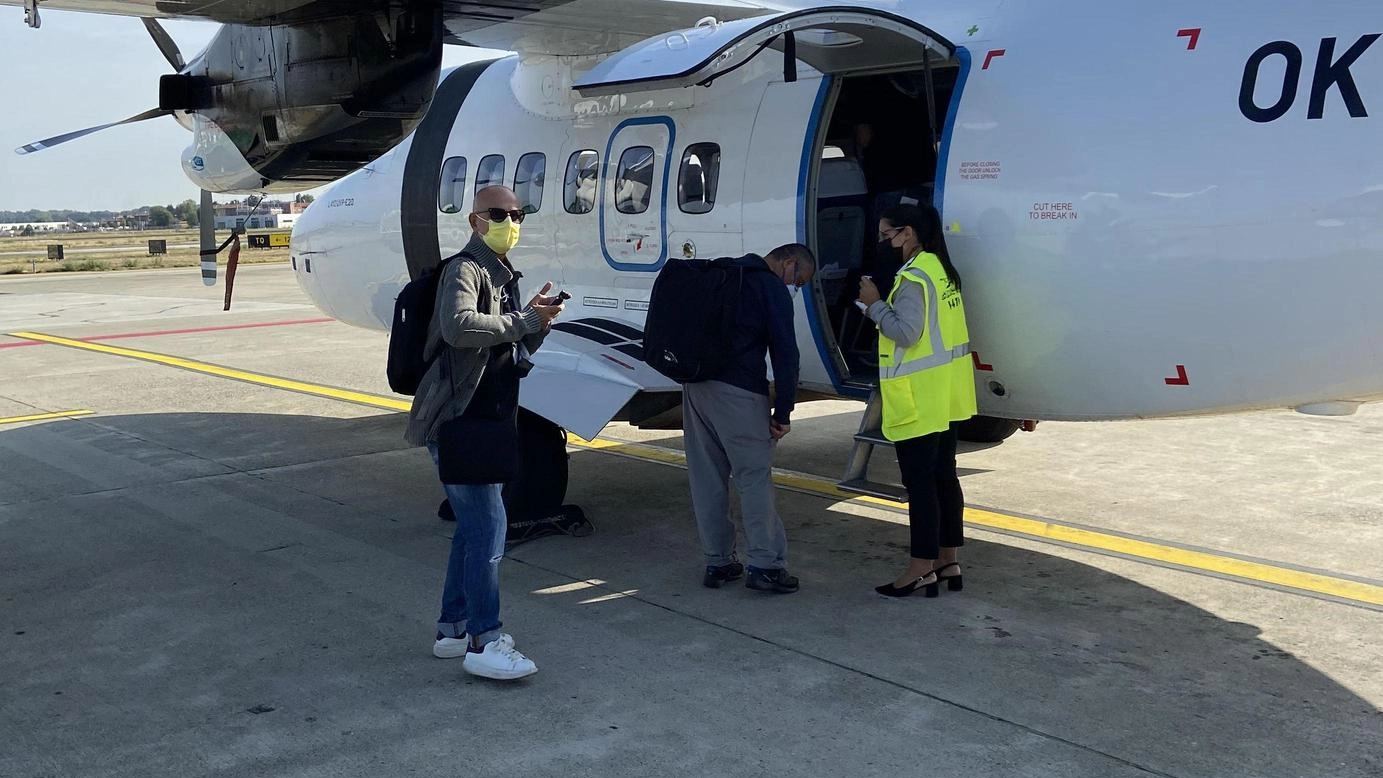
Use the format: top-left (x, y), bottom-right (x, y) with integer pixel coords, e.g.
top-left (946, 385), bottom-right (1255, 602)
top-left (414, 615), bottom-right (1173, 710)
top-left (575, 7), bottom-right (957, 397)
top-left (572, 7), bottom-right (954, 97)
top-left (540, 9), bottom-right (959, 438)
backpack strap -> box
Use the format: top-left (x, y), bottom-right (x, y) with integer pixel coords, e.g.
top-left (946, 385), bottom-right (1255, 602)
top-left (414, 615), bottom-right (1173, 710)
top-left (430, 251), bottom-right (474, 381)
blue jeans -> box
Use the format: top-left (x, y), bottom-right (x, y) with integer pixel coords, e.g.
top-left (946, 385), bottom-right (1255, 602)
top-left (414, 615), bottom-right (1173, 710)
top-left (428, 444), bottom-right (507, 646)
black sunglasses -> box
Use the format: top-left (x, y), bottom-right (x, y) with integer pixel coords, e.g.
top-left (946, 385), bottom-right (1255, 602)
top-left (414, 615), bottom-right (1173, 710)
top-left (475, 207), bottom-right (526, 224)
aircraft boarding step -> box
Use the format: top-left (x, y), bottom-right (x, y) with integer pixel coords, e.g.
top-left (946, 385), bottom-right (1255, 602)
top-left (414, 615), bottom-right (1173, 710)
top-left (837, 390), bottom-right (909, 503)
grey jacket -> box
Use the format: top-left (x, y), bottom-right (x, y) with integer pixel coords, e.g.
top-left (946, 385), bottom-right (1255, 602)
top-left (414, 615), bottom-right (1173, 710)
top-left (404, 234), bottom-right (547, 446)
top-left (867, 269), bottom-right (926, 350)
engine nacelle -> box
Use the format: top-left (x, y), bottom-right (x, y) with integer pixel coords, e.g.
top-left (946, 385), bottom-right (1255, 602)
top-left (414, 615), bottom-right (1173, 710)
top-left (163, 8), bottom-right (443, 193)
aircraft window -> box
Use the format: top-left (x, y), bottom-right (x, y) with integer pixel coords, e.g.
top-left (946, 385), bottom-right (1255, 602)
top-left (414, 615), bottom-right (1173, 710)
top-left (678, 143), bottom-right (720, 215)
top-left (438, 156), bottom-right (467, 214)
top-left (514, 152), bottom-right (546, 214)
top-left (476, 154), bottom-right (505, 194)
top-left (615, 145), bottom-right (655, 215)
top-left (564, 150), bottom-right (599, 214)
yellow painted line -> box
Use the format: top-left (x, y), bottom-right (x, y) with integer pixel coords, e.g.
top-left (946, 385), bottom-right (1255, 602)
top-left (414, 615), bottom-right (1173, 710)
top-left (10, 331), bottom-right (412, 413)
top-left (954, 508), bottom-right (1383, 606)
top-left (15, 328), bottom-right (1381, 607)
top-left (567, 437), bottom-right (1383, 608)
top-left (0, 409), bottom-right (93, 425)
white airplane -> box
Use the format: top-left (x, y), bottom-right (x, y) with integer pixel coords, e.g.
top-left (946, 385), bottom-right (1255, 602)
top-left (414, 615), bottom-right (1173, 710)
top-left (9, 1), bottom-right (1383, 456)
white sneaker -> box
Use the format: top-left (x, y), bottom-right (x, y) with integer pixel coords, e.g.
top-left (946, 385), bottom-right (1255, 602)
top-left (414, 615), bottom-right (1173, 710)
top-left (461, 633), bottom-right (537, 680)
top-left (433, 634), bottom-right (469, 659)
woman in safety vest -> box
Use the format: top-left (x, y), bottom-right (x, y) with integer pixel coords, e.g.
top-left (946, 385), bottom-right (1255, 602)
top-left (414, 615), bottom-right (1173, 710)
top-left (858, 204), bottom-right (977, 598)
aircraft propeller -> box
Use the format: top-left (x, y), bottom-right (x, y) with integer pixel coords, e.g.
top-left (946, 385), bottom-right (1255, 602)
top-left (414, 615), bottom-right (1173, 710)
top-left (13, 18), bottom-right (185, 156)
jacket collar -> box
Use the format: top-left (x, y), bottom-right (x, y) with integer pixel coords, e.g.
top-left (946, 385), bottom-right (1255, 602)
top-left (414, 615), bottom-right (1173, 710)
top-left (460, 233), bottom-right (517, 286)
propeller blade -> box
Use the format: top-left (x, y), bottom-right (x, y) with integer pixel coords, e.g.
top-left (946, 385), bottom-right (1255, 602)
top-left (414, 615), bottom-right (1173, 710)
top-left (14, 108), bottom-right (172, 155)
top-left (142, 18), bottom-right (186, 71)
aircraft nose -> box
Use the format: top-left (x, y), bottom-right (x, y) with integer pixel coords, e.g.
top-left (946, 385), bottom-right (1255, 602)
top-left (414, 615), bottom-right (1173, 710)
top-left (288, 167), bottom-right (407, 330)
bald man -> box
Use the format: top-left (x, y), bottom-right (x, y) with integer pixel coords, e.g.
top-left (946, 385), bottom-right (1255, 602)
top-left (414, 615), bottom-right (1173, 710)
top-left (684, 243), bottom-right (816, 595)
top-left (405, 185), bottom-right (563, 680)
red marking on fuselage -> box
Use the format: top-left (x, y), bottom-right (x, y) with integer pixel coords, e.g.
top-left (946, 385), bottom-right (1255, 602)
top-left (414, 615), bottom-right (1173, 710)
top-left (600, 354), bottom-right (636, 371)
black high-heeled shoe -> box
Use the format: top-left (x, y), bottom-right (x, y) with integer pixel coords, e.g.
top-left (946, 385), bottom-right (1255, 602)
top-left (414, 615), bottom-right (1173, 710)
top-left (932, 562), bottom-right (963, 592)
top-left (875, 572), bottom-right (939, 598)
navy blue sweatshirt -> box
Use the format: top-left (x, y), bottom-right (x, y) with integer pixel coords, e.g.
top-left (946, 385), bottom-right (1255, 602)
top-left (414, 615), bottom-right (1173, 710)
top-left (716, 254), bottom-right (800, 424)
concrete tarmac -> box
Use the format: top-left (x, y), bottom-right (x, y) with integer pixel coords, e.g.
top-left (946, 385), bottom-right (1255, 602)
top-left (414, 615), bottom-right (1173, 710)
top-left (1, 264), bottom-right (1379, 778)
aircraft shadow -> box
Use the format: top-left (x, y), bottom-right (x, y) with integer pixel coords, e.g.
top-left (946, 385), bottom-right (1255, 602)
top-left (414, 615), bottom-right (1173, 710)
top-left (0, 411), bottom-right (1376, 778)
top-left (623, 406), bottom-right (1001, 482)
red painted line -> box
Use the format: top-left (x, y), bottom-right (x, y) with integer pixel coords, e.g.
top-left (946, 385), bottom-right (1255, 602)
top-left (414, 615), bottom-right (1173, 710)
top-left (1177, 28), bottom-right (1201, 50)
top-left (1165, 365), bottom-right (1190, 386)
top-left (0, 318), bottom-right (333, 350)
top-left (983, 49), bottom-right (1006, 70)
top-left (972, 352), bottom-right (994, 372)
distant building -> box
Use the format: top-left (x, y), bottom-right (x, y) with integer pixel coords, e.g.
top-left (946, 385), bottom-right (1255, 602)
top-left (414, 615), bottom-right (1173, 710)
top-left (213, 200), bottom-right (297, 231)
top-left (0, 221), bottom-right (78, 233)
top-left (115, 210), bottom-right (151, 230)
top-left (214, 211), bottom-right (297, 231)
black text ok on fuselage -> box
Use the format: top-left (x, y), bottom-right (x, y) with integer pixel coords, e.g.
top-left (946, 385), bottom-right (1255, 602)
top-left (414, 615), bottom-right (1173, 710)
top-left (1240, 34), bottom-right (1381, 122)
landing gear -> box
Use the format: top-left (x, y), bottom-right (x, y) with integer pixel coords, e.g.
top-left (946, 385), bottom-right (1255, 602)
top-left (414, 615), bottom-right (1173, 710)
top-left (23, 0), bottom-right (40, 29)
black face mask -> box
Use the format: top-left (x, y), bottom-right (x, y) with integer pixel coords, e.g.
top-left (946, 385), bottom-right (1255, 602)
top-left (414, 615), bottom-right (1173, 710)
top-left (879, 238), bottom-right (909, 262)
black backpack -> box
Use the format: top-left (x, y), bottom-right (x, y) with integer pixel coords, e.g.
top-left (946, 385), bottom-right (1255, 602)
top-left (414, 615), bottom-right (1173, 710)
top-left (502, 408), bottom-right (591, 546)
top-left (644, 256), bottom-right (771, 383)
top-left (436, 408), bottom-right (593, 547)
top-left (386, 255), bottom-right (460, 395)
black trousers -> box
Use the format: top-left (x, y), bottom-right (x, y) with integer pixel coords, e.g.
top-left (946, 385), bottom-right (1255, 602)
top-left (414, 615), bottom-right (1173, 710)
top-left (893, 425), bottom-right (965, 560)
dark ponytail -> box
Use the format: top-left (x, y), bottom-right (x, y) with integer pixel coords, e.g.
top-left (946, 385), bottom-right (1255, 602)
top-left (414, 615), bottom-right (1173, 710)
top-left (881, 203), bottom-right (962, 292)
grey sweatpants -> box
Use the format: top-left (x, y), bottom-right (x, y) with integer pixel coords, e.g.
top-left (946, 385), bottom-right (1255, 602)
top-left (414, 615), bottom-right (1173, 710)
top-left (682, 380), bottom-right (788, 571)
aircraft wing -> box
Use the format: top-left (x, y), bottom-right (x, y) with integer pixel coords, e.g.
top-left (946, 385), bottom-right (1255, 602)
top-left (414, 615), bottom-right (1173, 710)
top-left (0, 0), bottom-right (319, 23)
top-left (443, 0), bottom-right (797, 55)
top-left (522, 315), bottom-right (677, 441)
top-left (2, 0), bottom-right (796, 55)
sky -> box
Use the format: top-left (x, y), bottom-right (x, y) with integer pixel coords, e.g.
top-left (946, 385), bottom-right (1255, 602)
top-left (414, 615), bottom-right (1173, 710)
top-left (0, 10), bottom-right (502, 211)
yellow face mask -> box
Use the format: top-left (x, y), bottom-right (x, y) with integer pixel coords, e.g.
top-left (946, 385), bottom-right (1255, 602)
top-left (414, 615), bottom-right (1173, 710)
top-left (479, 216), bottom-right (521, 255)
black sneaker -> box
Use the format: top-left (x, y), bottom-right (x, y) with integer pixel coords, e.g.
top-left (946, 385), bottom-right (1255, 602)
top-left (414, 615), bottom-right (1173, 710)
top-left (703, 562), bottom-right (745, 588)
top-left (745, 566), bottom-right (799, 594)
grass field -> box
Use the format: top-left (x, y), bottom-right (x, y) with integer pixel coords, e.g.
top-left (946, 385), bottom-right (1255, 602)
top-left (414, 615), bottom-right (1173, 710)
top-left (0, 228), bottom-right (291, 275)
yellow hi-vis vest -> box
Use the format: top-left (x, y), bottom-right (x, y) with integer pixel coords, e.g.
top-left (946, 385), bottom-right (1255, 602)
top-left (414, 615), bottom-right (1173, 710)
top-left (877, 251), bottom-right (978, 441)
